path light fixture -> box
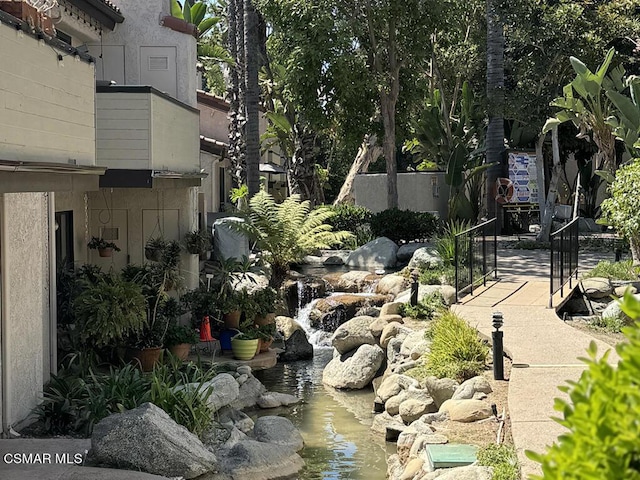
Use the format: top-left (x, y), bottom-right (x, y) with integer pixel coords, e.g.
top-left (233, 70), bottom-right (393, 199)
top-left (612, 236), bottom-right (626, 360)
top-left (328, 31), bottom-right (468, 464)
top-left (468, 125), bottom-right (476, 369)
top-left (410, 269), bottom-right (420, 306)
top-left (492, 311), bottom-right (504, 380)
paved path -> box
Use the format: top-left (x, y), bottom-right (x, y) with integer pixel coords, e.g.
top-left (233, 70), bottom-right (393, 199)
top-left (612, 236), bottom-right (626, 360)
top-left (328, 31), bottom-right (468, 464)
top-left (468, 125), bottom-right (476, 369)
top-left (454, 248), bottom-right (618, 478)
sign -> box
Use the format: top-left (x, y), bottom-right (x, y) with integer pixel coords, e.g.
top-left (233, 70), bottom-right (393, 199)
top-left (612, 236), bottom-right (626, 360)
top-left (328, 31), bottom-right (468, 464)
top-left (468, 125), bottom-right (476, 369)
top-left (507, 151), bottom-right (538, 204)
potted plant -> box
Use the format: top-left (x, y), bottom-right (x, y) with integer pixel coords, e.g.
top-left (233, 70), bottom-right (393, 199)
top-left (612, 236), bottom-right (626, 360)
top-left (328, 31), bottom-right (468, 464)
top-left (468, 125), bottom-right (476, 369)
top-left (230, 328), bottom-right (260, 360)
top-left (256, 322), bottom-right (276, 353)
top-left (145, 237), bottom-right (167, 262)
top-left (185, 229), bottom-right (212, 260)
top-left (87, 236), bottom-right (121, 258)
top-left (252, 287), bottom-right (278, 326)
top-left (165, 323), bottom-right (197, 360)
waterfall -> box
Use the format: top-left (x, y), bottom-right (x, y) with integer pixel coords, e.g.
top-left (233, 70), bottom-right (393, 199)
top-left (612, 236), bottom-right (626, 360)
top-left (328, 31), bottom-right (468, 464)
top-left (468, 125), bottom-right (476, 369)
top-left (294, 298), bottom-right (332, 348)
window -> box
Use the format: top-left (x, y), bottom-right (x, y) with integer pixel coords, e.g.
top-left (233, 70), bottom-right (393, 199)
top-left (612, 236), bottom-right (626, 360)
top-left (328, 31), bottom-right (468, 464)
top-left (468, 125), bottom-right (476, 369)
top-left (149, 56), bottom-right (169, 71)
top-left (56, 30), bottom-right (72, 46)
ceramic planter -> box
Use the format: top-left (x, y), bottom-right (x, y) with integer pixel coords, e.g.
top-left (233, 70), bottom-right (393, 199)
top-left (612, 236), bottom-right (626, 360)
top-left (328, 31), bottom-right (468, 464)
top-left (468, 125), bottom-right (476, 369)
top-left (168, 343), bottom-right (191, 361)
top-left (98, 247), bottom-right (113, 258)
top-left (231, 338), bottom-right (259, 360)
top-left (223, 310), bottom-right (241, 330)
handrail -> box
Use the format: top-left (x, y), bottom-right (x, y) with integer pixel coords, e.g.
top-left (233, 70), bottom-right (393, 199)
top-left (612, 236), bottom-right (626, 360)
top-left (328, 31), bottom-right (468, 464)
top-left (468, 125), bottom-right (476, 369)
top-left (454, 217), bottom-right (498, 303)
top-left (549, 217), bottom-right (580, 307)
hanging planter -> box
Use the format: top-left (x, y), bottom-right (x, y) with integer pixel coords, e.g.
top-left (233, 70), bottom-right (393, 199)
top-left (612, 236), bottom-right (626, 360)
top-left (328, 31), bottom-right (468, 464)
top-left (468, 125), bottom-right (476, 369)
top-left (145, 237), bottom-right (167, 262)
top-left (98, 247), bottom-right (114, 258)
top-left (87, 237), bottom-right (120, 257)
top-left (184, 230), bottom-right (212, 257)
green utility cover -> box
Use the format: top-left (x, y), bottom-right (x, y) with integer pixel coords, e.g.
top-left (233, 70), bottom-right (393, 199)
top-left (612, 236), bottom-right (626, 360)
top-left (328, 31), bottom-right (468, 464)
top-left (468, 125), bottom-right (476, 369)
top-left (426, 444), bottom-right (478, 469)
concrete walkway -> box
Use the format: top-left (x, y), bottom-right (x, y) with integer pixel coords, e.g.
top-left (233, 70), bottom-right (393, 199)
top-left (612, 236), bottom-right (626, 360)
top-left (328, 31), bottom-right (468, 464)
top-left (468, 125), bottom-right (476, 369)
top-left (453, 248), bottom-right (619, 478)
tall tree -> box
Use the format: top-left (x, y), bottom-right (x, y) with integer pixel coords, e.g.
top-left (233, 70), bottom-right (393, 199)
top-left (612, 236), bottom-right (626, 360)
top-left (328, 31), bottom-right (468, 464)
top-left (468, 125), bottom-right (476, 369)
top-left (227, 0), bottom-right (246, 188)
top-left (244, 0), bottom-right (261, 197)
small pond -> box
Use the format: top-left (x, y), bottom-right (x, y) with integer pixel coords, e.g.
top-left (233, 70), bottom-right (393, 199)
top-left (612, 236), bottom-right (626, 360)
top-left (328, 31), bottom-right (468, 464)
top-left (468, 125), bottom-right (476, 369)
top-left (254, 348), bottom-right (393, 479)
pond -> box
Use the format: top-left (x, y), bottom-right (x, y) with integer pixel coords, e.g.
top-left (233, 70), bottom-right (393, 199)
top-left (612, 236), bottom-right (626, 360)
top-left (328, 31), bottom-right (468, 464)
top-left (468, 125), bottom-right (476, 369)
top-left (254, 348), bottom-right (392, 480)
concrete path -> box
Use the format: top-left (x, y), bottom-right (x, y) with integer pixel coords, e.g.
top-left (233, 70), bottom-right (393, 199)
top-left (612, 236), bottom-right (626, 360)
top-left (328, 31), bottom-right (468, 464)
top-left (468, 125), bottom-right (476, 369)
top-left (453, 248), bottom-right (619, 478)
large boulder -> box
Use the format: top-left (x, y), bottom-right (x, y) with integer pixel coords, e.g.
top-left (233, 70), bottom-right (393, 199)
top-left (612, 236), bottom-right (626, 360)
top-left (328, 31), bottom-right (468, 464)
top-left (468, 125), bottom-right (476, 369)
top-left (323, 344), bottom-right (385, 389)
top-left (452, 376), bottom-right (493, 400)
top-left (322, 271), bottom-right (377, 293)
top-left (380, 302), bottom-right (403, 316)
top-left (346, 237), bottom-right (399, 269)
top-left (422, 377), bottom-right (458, 408)
top-left (395, 285), bottom-right (456, 306)
top-left (377, 374), bottom-right (420, 403)
top-left (281, 330), bottom-right (314, 362)
top-left (399, 397), bottom-right (437, 424)
top-left (397, 243), bottom-right (432, 263)
top-left (231, 375), bottom-right (268, 410)
top-left (331, 315), bottom-right (377, 354)
top-left (376, 275), bottom-right (410, 296)
top-left (311, 294), bottom-right (389, 332)
top-left (370, 315), bottom-right (404, 337)
top-left (251, 416), bottom-right (304, 452)
top-left (601, 293), bottom-right (640, 326)
top-left (408, 246), bottom-right (442, 269)
top-left (579, 277), bottom-right (613, 300)
top-left (217, 440), bottom-right (304, 480)
top-left (380, 323), bottom-right (412, 349)
top-left (439, 399), bottom-right (493, 422)
top-left (90, 403), bottom-right (217, 479)
top-left (200, 373), bottom-right (240, 412)
top-left (400, 330), bottom-right (429, 357)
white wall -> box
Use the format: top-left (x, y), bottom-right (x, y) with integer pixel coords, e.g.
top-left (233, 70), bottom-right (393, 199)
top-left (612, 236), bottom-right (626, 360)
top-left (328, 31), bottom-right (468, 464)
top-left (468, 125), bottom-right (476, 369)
top-left (1, 192), bottom-right (51, 427)
top-left (0, 22), bottom-right (96, 166)
top-left (353, 172), bottom-right (450, 216)
top-left (98, 0), bottom-right (198, 107)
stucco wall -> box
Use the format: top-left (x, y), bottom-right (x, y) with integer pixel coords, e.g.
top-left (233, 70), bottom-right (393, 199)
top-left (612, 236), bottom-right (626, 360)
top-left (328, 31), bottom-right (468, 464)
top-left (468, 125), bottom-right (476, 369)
top-left (102, 0), bottom-right (197, 107)
top-left (0, 22), bottom-right (96, 166)
top-left (87, 185), bottom-right (199, 289)
top-left (353, 172), bottom-right (450, 216)
top-left (2, 192), bottom-right (50, 426)
top-left (198, 101), bottom-right (229, 142)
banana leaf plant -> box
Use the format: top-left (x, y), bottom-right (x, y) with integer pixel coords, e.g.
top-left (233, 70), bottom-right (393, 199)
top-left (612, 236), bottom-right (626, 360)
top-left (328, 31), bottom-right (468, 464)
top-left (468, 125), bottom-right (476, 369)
top-left (542, 48), bottom-right (624, 175)
top-left (606, 74), bottom-right (640, 160)
top-left (170, 0), bottom-right (220, 38)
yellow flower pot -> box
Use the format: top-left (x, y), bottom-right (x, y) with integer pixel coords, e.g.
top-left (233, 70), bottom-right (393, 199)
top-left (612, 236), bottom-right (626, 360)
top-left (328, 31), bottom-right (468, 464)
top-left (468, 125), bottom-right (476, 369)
top-left (231, 338), bottom-right (259, 360)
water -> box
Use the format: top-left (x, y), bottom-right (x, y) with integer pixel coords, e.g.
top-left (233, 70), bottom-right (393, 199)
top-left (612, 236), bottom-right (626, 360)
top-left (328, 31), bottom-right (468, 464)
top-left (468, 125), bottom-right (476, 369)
top-left (254, 349), bottom-right (392, 480)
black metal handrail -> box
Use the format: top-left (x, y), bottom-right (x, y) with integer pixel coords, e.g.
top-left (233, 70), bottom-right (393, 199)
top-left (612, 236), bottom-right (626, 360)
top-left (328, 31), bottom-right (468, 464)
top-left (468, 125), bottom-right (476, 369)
top-left (454, 217), bottom-right (498, 302)
top-left (549, 217), bottom-right (579, 307)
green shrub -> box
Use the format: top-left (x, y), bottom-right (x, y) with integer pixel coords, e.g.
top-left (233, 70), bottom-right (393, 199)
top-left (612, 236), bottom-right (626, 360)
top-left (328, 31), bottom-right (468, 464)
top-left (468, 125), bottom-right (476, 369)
top-left (325, 204), bottom-right (374, 248)
top-left (399, 292), bottom-right (446, 320)
top-left (436, 220), bottom-right (471, 266)
top-left (477, 444), bottom-right (520, 480)
top-left (425, 310), bottom-right (488, 381)
top-left (370, 208), bottom-right (440, 244)
top-left (418, 265), bottom-right (456, 286)
top-left (527, 290), bottom-right (640, 479)
top-left (582, 259), bottom-right (639, 281)
top-left (589, 313), bottom-right (625, 333)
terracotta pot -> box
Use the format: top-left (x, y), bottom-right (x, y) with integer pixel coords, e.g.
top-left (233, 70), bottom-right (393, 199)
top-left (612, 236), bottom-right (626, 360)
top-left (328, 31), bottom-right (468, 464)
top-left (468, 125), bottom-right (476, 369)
top-left (259, 337), bottom-right (274, 353)
top-left (98, 247), bottom-right (113, 258)
top-left (231, 338), bottom-right (259, 361)
top-left (0, 1), bottom-right (38, 27)
top-left (223, 310), bottom-right (241, 330)
top-left (127, 347), bottom-right (163, 372)
top-left (168, 343), bottom-right (191, 361)
top-left (254, 313), bottom-right (276, 326)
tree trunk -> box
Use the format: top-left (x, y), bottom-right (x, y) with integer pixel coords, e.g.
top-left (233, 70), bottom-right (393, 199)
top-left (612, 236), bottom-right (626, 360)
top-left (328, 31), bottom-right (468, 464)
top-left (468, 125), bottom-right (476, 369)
top-left (381, 91), bottom-right (398, 209)
top-left (334, 134), bottom-right (382, 205)
top-left (287, 124), bottom-right (322, 205)
top-left (244, 0), bottom-right (260, 198)
top-left (486, 0), bottom-right (505, 228)
top-left (227, 0), bottom-right (245, 189)
top-left (537, 127), bottom-right (562, 242)
top-left (630, 236), bottom-right (640, 266)
top-left (535, 134), bottom-right (546, 217)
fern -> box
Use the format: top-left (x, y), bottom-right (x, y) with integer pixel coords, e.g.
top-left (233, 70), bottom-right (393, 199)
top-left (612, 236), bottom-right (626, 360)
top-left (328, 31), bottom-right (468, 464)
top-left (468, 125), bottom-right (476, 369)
top-left (237, 191), bottom-right (354, 286)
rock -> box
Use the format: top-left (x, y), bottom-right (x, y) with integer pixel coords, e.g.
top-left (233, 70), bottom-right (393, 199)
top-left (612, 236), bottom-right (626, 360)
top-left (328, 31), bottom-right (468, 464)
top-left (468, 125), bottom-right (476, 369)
top-left (202, 424), bottom-right (248, 451)
top-left (381, 323), bottom-right (412, 349)
top-left (378, 374), bottom-right (420, 402)
top-left (90, 403), bottom-right (217, 479)
top-left (216, 440), bottom-right (304, 480)
top-left (400, 458), bottom-right (425, 480)
top-left (376, 275), bottom-right (410, 296)
top-left (400, 330), bottom-right (429, 357)
top-left (400, 398), bottom-right (437, 424)
top-left (323, 270), bottom-right (375, 293)
top-left (579, 277), bottom-right (613, 299)
top-left (323, 344), bottom-right (385, 389)
top-left (251, 416), bottom-right (304, 452)
top-left (380, 302), bottom-right (404, 316)
top-left (236, 374), bottom-right (249, 385)
top-left (410, 341), bottom-right (430, 360)
top-left (217, 407), bottom-right (255, 434)
top-left (602, 293), bottom-right (640, 326)
top-left (257, 392), bottom-right (301, 409)
top-left (236, 365), bottom-right (252, 375)
top-left (387, 453), bottom-right (405, 480)
top-left (387, 337), bottom-right (403, 364)
top-left (355, 305), bottom-right (381, 317)
top-left (452, 376), bottom-right (493, 400)
top-left (385, 392), bottom-right (407, 416)
top-left (397, 243), bottom-right (432, 263)
top-left (421, 465), bottom-right (493, 480)
top-left (331, 315), bottom-right (378, 354)
top-left (408, 246), bottom-right (442, 269)
top-left (395, 285), bottom-right (456, 306)
top-left (175, 373), bottom-right (239, 413)
top-left (346, 237), bottom-right (399, 269)
top-left (439, 399), bottom-right (493, 422)
top-left (371, 411), bottom-right (406, 436)
top-left (231, 375), bottom-right (268, 410)
top-left (422, 377), bottom-right (458, 408)
top-left (280, 329), bottom-right (314, 362)
top-left (614, 285), bottom-right (637, 297)
top-left (397, 422), bottom-right (437, 461)
top-left (370, 317), bottom-right (391, 337)
top-left (275, 316), bottom-right (303, 340)
top-left (311, 294), bottom-right (389, 332)
top-left (392, 360), bottom-right (419, 374)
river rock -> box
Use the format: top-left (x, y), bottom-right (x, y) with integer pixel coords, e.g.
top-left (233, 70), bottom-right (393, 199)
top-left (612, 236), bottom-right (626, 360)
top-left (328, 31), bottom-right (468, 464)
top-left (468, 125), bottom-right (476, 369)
top-left (452, 376), bottom-right (493, 400)
top-left (380, 302), bottom-right (403, 316)
top-left (399, 398), bottom-right (436, 424)
top-left (231, 375), bottom-right (268, 410)
top-left (408, 246), bottom-right (442, 269)
top-left (371, 411), bottom-right (406, 437)
top-left (395, 285), bottom-right (456, 306)
top-left (579, 277), bottom-right (613, 299)
top-left (397, 243), bottom-right (432, 262)
top-left (347, 237), bottom-right (399, 269)
top-left (370, 317), bottom-right (391, 337)
top-left (400, 330), bottom-right (429, 357)
top-left (216, 440), bottom-right (304, 480)
top-left (323, 270), bottom-right (375, 293)
top-left (175, 373), bottom-right (240, 413)
top-left (381, 323), bottom-right (412, 349)
top-left (257, 392), bottom-right (301, 409)
top-left (323, 344), bottom-right (385, 389)
top-left (90, 403), bottom-right (217, 479)
top-left (385, 391), bottom-right (407, 416)
top-left (421, 465), bottom-right (493, 480)
top-left (378, 374), bottom-right (420, 403)
top-left (601, 294), bottom-right (640, 325)
top-left (217, 407), bottom-right (255, 434)
top-left (614, 285), bottom-right (638, 297)
top-left (355, 305), bottom-right (381, 317)
top-left (331, 315), bottom-right (378, 354)
top-left (311, 294), bottom-right (389, 331)
top-left (439, 399), bottom-right (493, 422)
top-left (283, 330), bottom-right (314, 361)
top-left (376, 275), bottom-right (410, 296)
top-left (400, 458), bottom-right (425, 480)
top-left (422, 377), bottom-right (458, 408)
top-left (387, 337), bottom-right (403, 364)
top-left (251, 416), bottom-right (304, 452)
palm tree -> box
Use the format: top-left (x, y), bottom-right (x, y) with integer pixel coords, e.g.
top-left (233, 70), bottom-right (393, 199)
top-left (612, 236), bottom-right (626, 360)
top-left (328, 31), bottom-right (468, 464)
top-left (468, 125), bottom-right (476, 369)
top-left (243, 0), bottom-right (260, 197)
top-left (486, 0), bottom-right (505, 227)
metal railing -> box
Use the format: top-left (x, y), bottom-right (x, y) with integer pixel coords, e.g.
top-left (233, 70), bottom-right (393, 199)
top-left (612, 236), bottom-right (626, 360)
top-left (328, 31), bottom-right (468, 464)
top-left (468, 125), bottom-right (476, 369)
top-left (549, 217), bottom-right (579, 307)
top-left (454, 218), bottom-right (498, 302)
